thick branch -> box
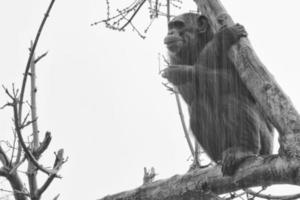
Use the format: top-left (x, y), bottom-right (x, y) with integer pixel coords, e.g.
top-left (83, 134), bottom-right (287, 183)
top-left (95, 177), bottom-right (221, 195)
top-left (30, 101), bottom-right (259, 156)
top-left (28, 42), bottom-right (39, 198)
top-left (0, 167), bottom-right (8, 177)
top-left (193, 0), bottom-right (300, 156)
top-left (98, 156), bottom-right (300, 200)
top-left (7, 171), bottom-right (29, 200)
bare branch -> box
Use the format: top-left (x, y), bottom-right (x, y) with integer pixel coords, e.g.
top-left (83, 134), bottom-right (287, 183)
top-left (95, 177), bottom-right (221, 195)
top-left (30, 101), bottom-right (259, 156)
top-left (91, 0), bottom-right (140, 26)
top-left (35, 131), bottom-right (52, 157)
top-left (29, 42), bottom-right (39, 149)
top-left (53, 194), bottom-right (60, 200)
top-left (20, 112), bottom-right (30, 128)
top-left (37, 149), bottom-right (65, 196)
top-left (12, 101), bottom-right (59, 176)
top-left (15, 139), bottom-right (22, 165)
top-left (166, 0), bottom-right (170, 22)
top-left (117, 9), bottom-right (146, 39)
top-left (18, 0), bottom-right (56, 127)
top-left (9, 157), bottom-right (26, 175)
top-left (161, 82), bottom-right (175, 93)
top-left (9, 129), bottom-right (17, 166)
top-left (120, 0), bottom-right (147, 30)
top-left (174, 87), bottom-right (195, 157)
top-left (2, 86), bottom-right (15, 101)
top-left (0, 188), bottom-right (29, 197)
top-left (34, 51), bottom-right (48, 64)
top-left (0, 167), bottom-right (8, 177)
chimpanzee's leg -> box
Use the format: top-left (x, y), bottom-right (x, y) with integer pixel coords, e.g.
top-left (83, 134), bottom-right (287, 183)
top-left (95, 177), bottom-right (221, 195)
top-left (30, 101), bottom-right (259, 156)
top-left (221, 96), bottom-right (261, 176)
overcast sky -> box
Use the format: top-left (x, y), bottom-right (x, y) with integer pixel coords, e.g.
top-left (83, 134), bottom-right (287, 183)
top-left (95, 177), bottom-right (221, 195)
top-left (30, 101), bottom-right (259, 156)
top-left (1, 0), bottom-right (300, 199)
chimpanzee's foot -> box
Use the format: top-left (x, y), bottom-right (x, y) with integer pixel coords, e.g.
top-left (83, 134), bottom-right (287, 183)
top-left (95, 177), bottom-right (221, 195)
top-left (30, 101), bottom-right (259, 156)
top-left (222, 148), bottom-right (256, 176)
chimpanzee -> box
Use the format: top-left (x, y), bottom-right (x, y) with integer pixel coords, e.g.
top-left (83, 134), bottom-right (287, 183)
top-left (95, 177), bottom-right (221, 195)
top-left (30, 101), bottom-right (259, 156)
top-left (162, 13), bottom-right (273, 175)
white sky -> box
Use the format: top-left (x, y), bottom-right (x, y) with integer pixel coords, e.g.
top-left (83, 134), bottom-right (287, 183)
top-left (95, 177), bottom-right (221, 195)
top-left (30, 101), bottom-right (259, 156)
top-left (1, 0), bottom-right (300, 199)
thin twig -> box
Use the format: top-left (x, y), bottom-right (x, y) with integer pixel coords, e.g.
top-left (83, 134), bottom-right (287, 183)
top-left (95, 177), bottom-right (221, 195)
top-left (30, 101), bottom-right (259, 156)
top-left (162, 82), bottom-right (175, 93)
top-left (9, 129), bottom-right (17, 166)
top-left (21, 113), bottom-right (30, 128)
top-left (9, 157), bottom-right (26, 174)
top-left (34, 51), bottom-right (48, 64)
top-left (91, 0), bottom-right (139, 26)
top-left (53, 194), bottom-right (60, 200)
top-left (117, 9), bottom-right (146, 39)
top-left (120, 0), bottom-right (147, 30)
top-left (174, 88), bottom-right (194, 156)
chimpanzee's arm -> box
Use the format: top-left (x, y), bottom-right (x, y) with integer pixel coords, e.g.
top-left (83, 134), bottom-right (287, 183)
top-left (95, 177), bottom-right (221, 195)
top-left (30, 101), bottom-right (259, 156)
top-left (197, 24), bottom-right (247, 66)
top-left (162, 65), bottom-right (195, 85)
top-left (162, 64), bottom-right (233, 86)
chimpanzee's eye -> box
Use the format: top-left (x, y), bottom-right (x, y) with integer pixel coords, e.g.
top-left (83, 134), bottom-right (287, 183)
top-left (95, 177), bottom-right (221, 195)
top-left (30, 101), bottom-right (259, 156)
top-left (168, 20), bottom-right (185, 29)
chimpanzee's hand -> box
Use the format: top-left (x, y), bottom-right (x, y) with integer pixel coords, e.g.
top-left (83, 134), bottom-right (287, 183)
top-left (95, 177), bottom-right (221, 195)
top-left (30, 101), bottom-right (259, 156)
top-left (162, 64), bottom-right (195, 85)
top-left (230, 23), bottom-right (247, 39)
top-left (216, 23), bottom-right (247, 49)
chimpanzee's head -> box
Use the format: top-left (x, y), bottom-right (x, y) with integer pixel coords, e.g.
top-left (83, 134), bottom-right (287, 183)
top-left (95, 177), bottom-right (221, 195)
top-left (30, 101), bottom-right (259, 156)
top-left (164, 13), bottom-right (213, 64)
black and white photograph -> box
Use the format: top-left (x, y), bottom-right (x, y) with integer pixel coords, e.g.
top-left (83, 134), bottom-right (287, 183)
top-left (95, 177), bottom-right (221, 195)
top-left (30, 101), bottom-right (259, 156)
top-left (1, 0), bottom-right (300, 199)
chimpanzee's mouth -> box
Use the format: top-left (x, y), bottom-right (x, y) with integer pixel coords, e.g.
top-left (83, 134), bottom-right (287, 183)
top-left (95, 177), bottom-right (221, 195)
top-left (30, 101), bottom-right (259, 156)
top-left (164, 36), bottom-right (182, 45)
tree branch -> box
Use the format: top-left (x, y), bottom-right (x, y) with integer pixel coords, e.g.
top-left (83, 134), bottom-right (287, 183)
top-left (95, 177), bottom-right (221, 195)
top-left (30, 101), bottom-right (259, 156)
top-left (27, 41), bottom-right (39, 197)
top-left (0, 167), bottom-right (8, 177)
top-left (37, 149), bottom-right (65, 197)
top-left (30, 41), bottom-right (39, 150)
top-left (174, 88), bottom-right (195, 158)
top-left (35, 131), bottom-right (52, 157)
top-left (18, 0), bottom-right (55, 126)
top-left (120, 0), bottom-right (147, 30)
top-left (7, 0), bottom-right (59, 177)
top-left (12, 101), bottom-right (58, 176)
top-left (98, 156), bottom-right (300, 200)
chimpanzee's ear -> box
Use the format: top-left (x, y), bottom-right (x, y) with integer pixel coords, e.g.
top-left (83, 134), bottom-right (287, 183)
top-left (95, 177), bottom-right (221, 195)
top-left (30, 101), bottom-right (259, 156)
top-left (197, 15), bottom-right (209, 33)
